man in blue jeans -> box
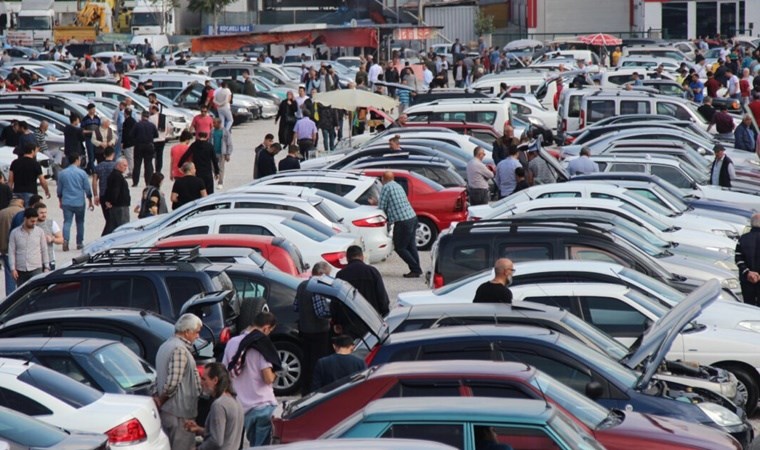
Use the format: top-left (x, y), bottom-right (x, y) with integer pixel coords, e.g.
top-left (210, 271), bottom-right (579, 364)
top-left (56, 154), bottom-right (94, 251)
top-left (377, 171), bottom-right (422, 278)
top-left (222, 312), bottom-right (280, 446)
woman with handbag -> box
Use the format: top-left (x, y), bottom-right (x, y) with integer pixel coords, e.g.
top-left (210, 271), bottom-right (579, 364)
top-left (275, 91), bottom-right (298, 145)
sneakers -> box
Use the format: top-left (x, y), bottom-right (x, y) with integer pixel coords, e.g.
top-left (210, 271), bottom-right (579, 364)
top-left (62, 241), bottom-right (69, 252)
top-left (217, 184), bottom-right (223, 190)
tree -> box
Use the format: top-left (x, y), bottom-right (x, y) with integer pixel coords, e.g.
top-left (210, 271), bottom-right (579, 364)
top-left (187, 0), bottom-right (236, 35)
top-left (474, 10), bottom-right (494, 37)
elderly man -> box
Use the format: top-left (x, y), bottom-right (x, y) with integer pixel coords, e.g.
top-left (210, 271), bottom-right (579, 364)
top-left (710, 144), bottom-right (735, 188)
top-left (293, 108), bottom-right (318, 160)
top-left (377, 171), bottom-right (422, 278)
top-left (91, 118), bottom-right (116, 165)
top-left (473, 258), bottom-right (514, 303)
top-left (736, 213), bottom-right (760, 306)
top-left (155, 313), bottom-right (203, 450)
top-left (567, 146), bottom-right (599, 176)
top-left (466, 146), bottom-right (494, 205)
top-left (103, 158), bottom-right (131, 234)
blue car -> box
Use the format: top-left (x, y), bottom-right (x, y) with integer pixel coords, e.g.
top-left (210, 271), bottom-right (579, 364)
top-left (321, 397), bottom-right (605, 450)
top-left (364, 282), bottom-right (752, 448)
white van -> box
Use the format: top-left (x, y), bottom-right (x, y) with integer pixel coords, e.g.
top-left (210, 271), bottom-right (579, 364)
top-left (282, 46), bottom-right (330, 64)
top-left (130, 34), bottom-right (170, 55)
top-left (470, 70), bottom-right (549, 98)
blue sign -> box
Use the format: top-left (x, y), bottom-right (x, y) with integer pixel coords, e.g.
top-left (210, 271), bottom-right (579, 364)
top-left (204, 24), bottom-right (254, 35)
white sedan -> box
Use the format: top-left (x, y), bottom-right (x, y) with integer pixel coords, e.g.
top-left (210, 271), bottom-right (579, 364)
top-left (137, 209), bottom-right (362, 270)
top-left (0, 358), bottom-right (169, 449)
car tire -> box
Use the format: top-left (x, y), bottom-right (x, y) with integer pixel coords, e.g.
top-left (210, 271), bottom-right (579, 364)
top-left (724, 365), bottom-right (759, 415)
top-left (416, 217), bottom-right (438, 251)
top-left (273, 341), bottom-right (303, 396)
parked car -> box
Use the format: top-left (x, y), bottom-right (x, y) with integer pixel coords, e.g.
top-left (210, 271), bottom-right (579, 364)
top-left (265, 439), bottom-right (457, 450)
top-left (0, 338), bottom-right (156, 396)
top-left (152, 234), bottom-right (308, 276)
top-left (344, 155), bottom-right (466, 188)
top-left (321, 397), bottom-right (607, 449)
top-left (360, 282), bottom-right (752, 447)
top-left (247, 170), bottom-right (382, 206)
top-left (0, 405), bottom-right (109, 450)
top-left (354, 169), bottom-right (468, 250)
top-left (0, 248), bottom-right (238, 354)
top-left (275, 361), bottom-right (742, 450)
top-left (0, 358), bottom-right (170, 449)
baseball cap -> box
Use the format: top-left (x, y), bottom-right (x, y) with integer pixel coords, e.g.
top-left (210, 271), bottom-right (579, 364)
top-left (713, 144), bottom-right (726, 153)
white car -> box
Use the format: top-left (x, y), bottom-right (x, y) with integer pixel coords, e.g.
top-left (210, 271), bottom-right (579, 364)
top-left (471, 182), bottom-right (743, 240)
top-left (229, 185), bottom-right (393, 263)
top-left (0, 145), bottom-right (52, 181)
top-left (0, 358), bottom-right (169, 449)
top-left (248, 170), bottom-right (382, 206)
top-left (136, 210), bottom-right (362, 270)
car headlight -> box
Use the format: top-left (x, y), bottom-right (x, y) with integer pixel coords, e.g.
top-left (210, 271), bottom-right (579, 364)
top-left (721, 278), bottom-right (740, 291)
top-left (714, 260), bottom-right (738, 272)
top-left (698, 402), bottom-right (743, 427)
top-left (236, 107), bottom-right (248, 114)
top-left (707, 246), bottom-right (734, 255)
top-left (712, 229), bottom-right (739, 239)
top-left (738, 321), bottom-right (760, 333)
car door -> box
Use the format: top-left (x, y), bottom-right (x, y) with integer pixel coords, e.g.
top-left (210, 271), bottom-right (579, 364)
top-left (378, 422), bottom-right (466, 449)
top-left (0, 281), bottom-right (84, 323)
top-left (576, 294), bottom-right (654, 345)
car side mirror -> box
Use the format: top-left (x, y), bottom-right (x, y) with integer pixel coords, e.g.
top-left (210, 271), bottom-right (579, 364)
top-left (586, 381), bottom-right (604, 399)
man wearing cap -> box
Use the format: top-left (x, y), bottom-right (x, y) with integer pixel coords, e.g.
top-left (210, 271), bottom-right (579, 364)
top-left (80, 103), bottom-right (101, 173)
top-left (130, 111), bottom-right (158, 187)
top-left (711, 144), bottom-right (735, 188)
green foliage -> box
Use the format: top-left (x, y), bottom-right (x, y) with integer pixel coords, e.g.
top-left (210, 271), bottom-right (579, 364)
top-left (187, 0), bottom-right (235, 16)
top-left (474, 10), bottom-right (494, 37)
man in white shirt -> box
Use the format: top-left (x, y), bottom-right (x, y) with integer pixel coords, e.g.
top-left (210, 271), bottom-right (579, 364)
top-left (726, 69), bottom-right (740, 100)
top-left (368, 60), bottom-right (383, 87)
top-left (213, 80), bottom-right (234, 132)
top-left (423, 65), bottom-right (433, 90)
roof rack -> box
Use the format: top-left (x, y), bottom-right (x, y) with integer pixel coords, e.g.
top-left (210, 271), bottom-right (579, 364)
top-left (73, 246), bottom-right (202, 268)
top-left (452, 217), bottom-right (613, 233)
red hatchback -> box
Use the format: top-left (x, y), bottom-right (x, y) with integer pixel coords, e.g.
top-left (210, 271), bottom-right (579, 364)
top-left (152, 234), bottom-right (308, 277)
top-left (272, 360), bottom-right (740, 450)
top-left (357, 169), bottom-right (467, 250)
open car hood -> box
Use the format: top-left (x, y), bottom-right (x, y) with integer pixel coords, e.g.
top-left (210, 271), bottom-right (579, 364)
top-left (621, 279), bottom-right (720, 390)
top-left (307, 276), bottom-right (389, 343)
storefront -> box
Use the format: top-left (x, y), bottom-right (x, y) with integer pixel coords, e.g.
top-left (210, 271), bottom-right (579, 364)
top-left (644, 0), bottom-right (760, 40)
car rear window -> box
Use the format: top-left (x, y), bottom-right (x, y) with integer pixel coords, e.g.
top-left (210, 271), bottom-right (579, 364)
top-left (0, 406), bottom-right (66, 447)
top-left (283, 369), bottom-right (371, 418)
top-left (19, 364), bottom-right (103, 408)
top-left (356, 182), bottom-right (381, 205)
top-left (94, 343), bottom-right (155, 391)
top-left (275, 239), bottom-right (308, 273)
top-left (315, 190), bottom-right (359, 209)
top-left (282, 219), bottom-right (330, 243)
top-left (313, 201), bottom-right (342, 223)
top-left (409, 171), bottom-right (444, 191)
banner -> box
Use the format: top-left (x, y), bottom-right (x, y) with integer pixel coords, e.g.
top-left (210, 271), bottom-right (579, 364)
top-left (204, 24), bottom-right (255, 35)
top-left (393, 27), bottom-right (438, 41)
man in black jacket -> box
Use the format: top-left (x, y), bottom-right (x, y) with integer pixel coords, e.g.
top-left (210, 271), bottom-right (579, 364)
top-left (178, 132), bottom-right (219, 194)
top-left (103, 158), bottom-right (130, 234)
top-left (736, 213), bottom-right (760, 306)
top-left (130, 111), bottom-right (158, 187)
top-left (335, 245), bottom-right (390, 316)
top-left (255, 142), bottom-right (280, 179)
top-left (278, 145), bottom-right (301, 172)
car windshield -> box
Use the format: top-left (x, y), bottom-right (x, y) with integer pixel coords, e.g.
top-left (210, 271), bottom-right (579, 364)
top-left (650, 184), bottom-right (689, 211)
top-left (0, 406), bottom-right (67, 447)
top-left (619, 203), bottom-right (670, 231)
top-left (610, 221), bottom-right (666, 257)
top-left (531, 371), bottom-right (609, 429)
top-left (608, 215), bottom-right (669, 249)
top-left (559, 313), bottom-right (628, 360)
top-left (681, 161), bottom-right (709, 185)
top-left (282, 219), bottom-right (330, 243)
top-left (556, 335), bottom-right (639, 389)
top-left (94, 343), bottom-right (155, 390)
top-left (622, 191), bottom-right (674, 217)
top-left (469, 136), bottom-right (493, 152)
top-left (625, 288), bottom-right (670, 316)
top-left (549, 410), bottom-right (607, 450)
top-left (620, 267), bottom-right (683, 306)
top-left (316, 190), bottom-right (360, 209)
top-left (312, 200), bottom-right (342, 224)
top-left (19, 364), bottom-right (103, 408)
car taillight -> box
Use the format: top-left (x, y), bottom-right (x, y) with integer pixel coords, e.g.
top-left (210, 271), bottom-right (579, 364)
top-left (564, 135), bottom-right (575, 144)
top-left (322, 251), bottom-right (348, 268)
top-left (220, 327), bottom-right (231, 344)
top-left (365, 345), bottom-right (381, 365)
top-left (454, 192), bottom-right (465, 212)
top-left (352, 215), bottom-right (387, 227)
top-left (579, 110), bottom-right (585, 129)
top-left (433, 272), bottom-right (444, 288)
top-left (471, 216), bottom-right (481, 221)
top-left (106, 418), bottom-right (147, 445)
top-left (561, 118), bottom-right (567, 132)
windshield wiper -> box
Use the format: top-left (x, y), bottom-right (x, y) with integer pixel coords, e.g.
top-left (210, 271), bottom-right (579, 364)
top-left (597, 409), bottom-right (623, 429)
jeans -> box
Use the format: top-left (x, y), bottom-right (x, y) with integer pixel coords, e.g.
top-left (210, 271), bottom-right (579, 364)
top-left (217, 106), bottom-right (234, 132)
top-left (1, 254), bottom-right (16, 295)
top-left (244, 404), bottom-right (276, 447)
top-left (122, 146), bottom-right (134, 175)
top-left (62, 205), bottom-right (85, 246)
top-left (321, 128), bottom-right (336, 151)
top-left (393, 217), bottom-right (422, 274)
top-left (15, 192), bottom-right (33, 206)
top-left (85, 141), bottom-right (95, 172)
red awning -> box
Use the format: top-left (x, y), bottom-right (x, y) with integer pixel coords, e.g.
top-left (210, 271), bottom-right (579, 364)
top-left (192, 27), bottom-right (379, 53)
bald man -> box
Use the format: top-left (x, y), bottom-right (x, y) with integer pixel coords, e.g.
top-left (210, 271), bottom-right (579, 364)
top-left (473, 258), bottom-right (514, 303)
top-left (377, 170), bottom-right (422, 277)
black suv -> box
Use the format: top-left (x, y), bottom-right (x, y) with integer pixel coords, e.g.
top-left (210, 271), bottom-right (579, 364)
top-left (430, 219), bottom-right (681, 289)
top-left (0, 248), bottom-right (239, 354)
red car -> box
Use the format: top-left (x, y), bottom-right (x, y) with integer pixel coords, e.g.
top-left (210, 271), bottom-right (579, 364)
top-left (152, 234), bottom-right (307, 277)
top-left (272, 360), bottom-right (740, 450)
top-left (356, 169), bottom-right (467, 250)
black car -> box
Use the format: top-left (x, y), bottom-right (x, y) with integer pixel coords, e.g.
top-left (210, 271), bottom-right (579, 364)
top-left (0, 93), bottom-right (89, 120)
top-left (324, 144), bottom-right (468, 180)
top-left (0, 308), bottom-right (215, 367)
top-left (0, 248), bottom-right (238, 355)
top-left (431, 219), bottom-right (684, 290)
top-left (0, 338), bottom-right (157, 395)
top-left (0, 405), bottom-right (108, 449)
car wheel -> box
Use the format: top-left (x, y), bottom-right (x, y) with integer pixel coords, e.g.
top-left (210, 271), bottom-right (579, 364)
top-left (724, 365), bottom-right (759, 415)
top-left (273, 341), bottom-right (303, 396)
top-left (416, 217), bottom-right (438, 251)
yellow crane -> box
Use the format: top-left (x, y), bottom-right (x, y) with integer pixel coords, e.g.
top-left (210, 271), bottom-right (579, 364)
top-left (53, 1), bottom-right (113, 43)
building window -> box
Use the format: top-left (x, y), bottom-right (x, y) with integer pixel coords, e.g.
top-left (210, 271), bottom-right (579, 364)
top-left (720, 2), bottom-right (737, 37)
top-left (739, 1), bottom-right (746, 35)
top-left (696, 2), bottom-right (718, 39)
top-left (662, 2), bottom-right (687, 39)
